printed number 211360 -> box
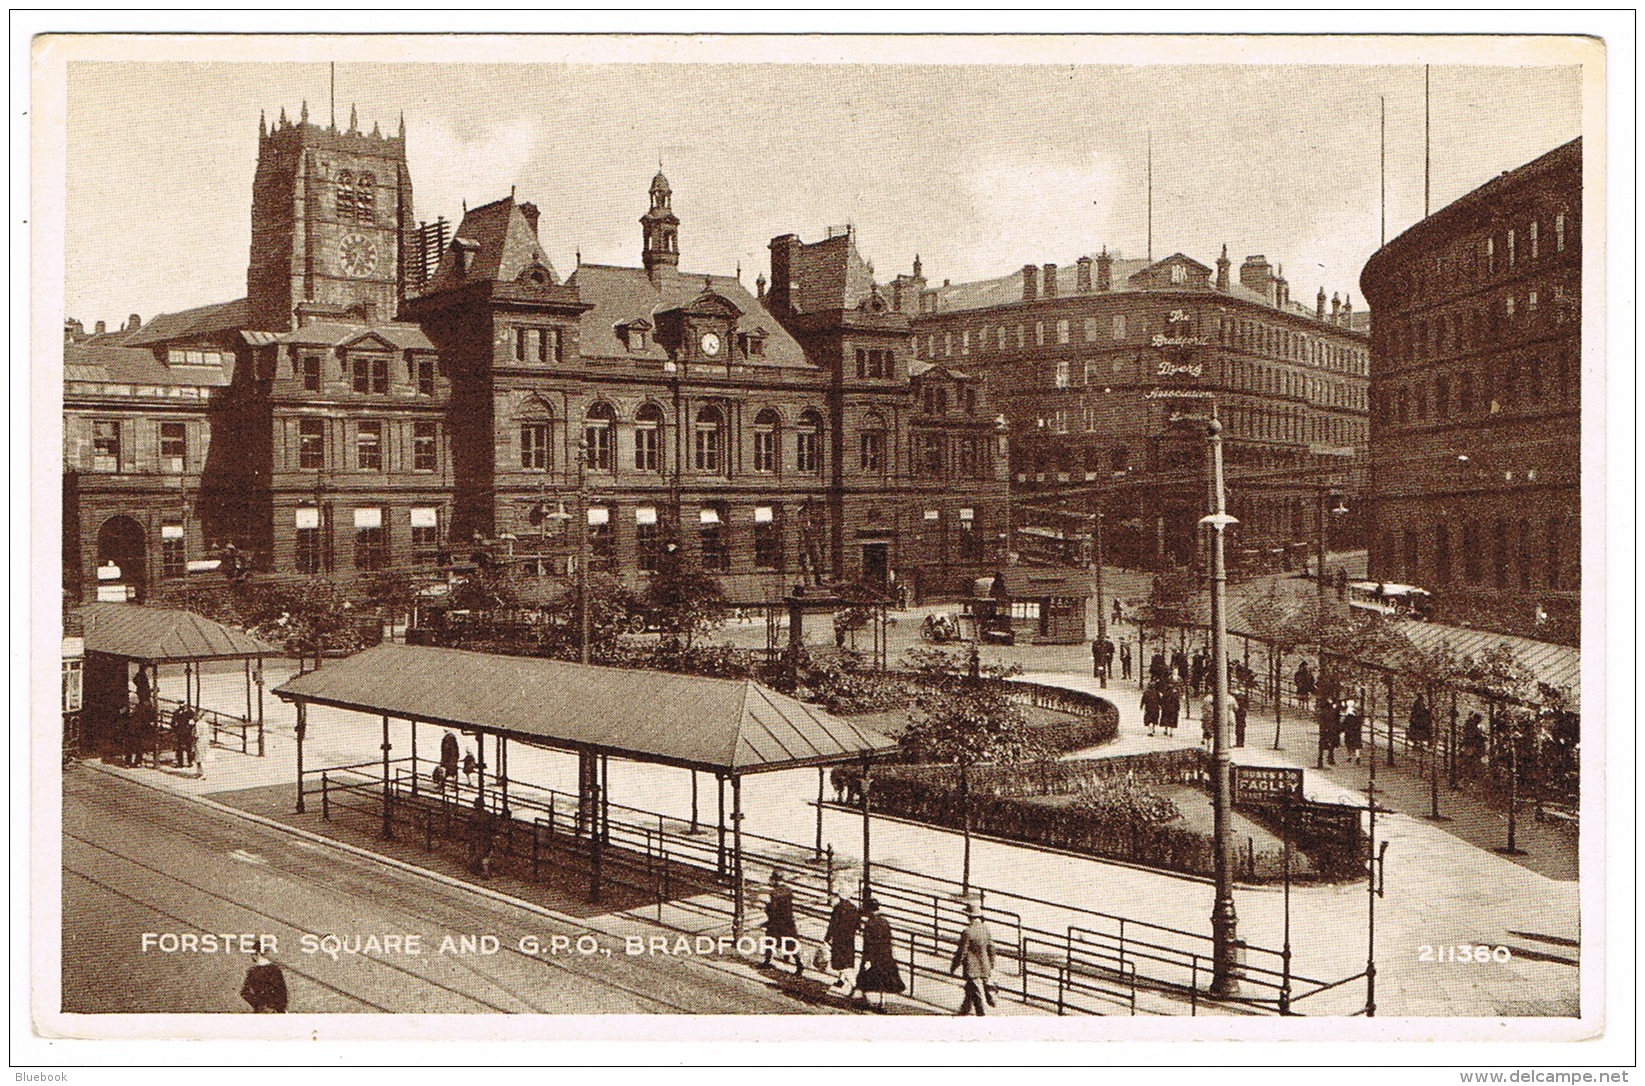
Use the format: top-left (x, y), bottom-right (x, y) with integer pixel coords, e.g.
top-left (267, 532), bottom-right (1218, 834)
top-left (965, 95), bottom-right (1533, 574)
top-left (1418, 945), bottom-right (1513, 963)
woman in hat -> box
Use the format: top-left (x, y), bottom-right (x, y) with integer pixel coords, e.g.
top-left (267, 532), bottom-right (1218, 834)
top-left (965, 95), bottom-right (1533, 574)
top-left (850, 898), bottom-right (904, 1010)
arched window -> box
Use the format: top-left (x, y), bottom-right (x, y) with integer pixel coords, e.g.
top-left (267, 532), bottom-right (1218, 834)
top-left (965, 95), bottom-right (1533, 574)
top-left (859, 411), bottom-right (887, 474)
top-left (693, 406), bottom-right (725, 473)
top-left (753, 409), bottom-right (781, 473)
top-left (336, 170), bottom-right (354, 219)
top-left (634, 403), bottom-right (664, 473)
top-left (519, 408), bottom-right (553, 471)
top-left (795, 410), bottom-right (823, 474)
top-left (354, 173), bottom-right (375, 222)
top-left (583, 402), bottom-right (616, 471)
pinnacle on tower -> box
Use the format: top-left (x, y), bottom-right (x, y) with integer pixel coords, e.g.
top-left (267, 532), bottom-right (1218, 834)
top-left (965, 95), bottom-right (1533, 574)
top-left (278, 106), bottom-right (288, 127)
top-left (348, 104), bottom-right (358, 134)
top-left (259, 110), bottom-right (267, 138)
top-left (300, 100), bottom-right (308, 124)
top-left (371, 121), bottom-right (381, 138)
top-left (398, 111), bottom-right (405, 139)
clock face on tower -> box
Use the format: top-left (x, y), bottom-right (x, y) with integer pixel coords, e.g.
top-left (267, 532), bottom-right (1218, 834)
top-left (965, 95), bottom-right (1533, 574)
top-left (338, 232), bottom-right (379, 278)
top-left (700, 332), bottom-right (722, 357)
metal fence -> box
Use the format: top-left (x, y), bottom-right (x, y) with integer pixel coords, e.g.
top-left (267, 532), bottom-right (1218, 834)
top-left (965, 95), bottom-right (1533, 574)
top-left (299, 755), bottom-right (1367, 1016)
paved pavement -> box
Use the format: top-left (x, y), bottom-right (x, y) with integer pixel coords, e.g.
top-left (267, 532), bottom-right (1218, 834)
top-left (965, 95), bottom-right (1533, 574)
top-left (61, 768), bottom-right (828, 1016)
top-left (121, 638), bottom-right (1582, 1019)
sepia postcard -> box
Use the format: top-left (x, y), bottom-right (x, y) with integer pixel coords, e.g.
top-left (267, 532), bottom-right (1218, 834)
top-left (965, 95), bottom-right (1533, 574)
top-left (19, 20), bottom-right (1632, 1069)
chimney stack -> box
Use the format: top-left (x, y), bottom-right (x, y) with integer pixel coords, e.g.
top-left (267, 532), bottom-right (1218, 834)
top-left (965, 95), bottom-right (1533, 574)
top-left (1239, 255), bottom-right (1277, 306)
top-left (1042, 264), bottom-right (1058, 298)
top-left (1275, 265), bottom-right (1289, 308)
top-left (1342, 295), bottom-right (1354, 324)
top-left (1331, 292), bottom-right (1342, 320)
top-left (518, 201), bottom-right (541, 235)
top-left (1316, 287), bottom-right (1327, 321)
top-left (756, 272), bottom-right (767, 302)
top-left (1022, 264), bottom-right (1038, 302)
top-left (1076, 256), bottom-right (1093, 293)
top-left (126, 313), bottom-right (142, 331)
top-left (94, 320), bottom-right (106, 335)
top-left (361, 300), bottom-right (379, 325)
top-left (1215, 244), bottom-right (1231, 292)
top-left (767, 234), bottom-right (803, 316)
top-left (1096, 248), bottom-right (1113, 293)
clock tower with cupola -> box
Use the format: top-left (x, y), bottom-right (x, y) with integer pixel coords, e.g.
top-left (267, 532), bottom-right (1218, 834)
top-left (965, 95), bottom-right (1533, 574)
top-left (246, 103), bottom-right (415, 330)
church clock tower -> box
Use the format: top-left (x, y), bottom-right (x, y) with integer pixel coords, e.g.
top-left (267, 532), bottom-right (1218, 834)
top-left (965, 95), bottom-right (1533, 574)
top-left (246, 103), bottom-right (414, 330)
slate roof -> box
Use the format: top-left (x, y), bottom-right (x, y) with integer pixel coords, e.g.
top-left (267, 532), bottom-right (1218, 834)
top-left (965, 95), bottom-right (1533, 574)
top-left (76, 603), bottom-right (278, 662)
top-left (63, 343), bottom-right (231, 389)
top-left (274, 643), bottom-right (898, 774)
top-left (568, 263), bottom-right (811, 368)
top-left (423, 195), bottom-right (559, 294)
top-left (927, 255), bottom-right (1319, 316)
top-left (270, 321), bottom-right (434, 351)
top-left (1398, 622), bottom-right (1581, 707)
top-left (120, 298), bottom-right (249, 346)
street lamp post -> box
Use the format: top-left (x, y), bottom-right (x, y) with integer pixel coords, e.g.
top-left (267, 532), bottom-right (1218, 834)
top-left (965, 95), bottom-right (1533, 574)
top-left (1091, 509), bottom-right (1107, 689)
top-left (1201, 417), bottom-right (1241, 997)
top-left (576, 438), bottom-right (590, 665)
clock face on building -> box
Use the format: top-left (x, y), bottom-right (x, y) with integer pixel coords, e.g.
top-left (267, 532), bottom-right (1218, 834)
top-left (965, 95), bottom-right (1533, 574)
top-left (700, 332), bottom-right (722, 357)
top-left (338, 233), bottom-right (379, 278)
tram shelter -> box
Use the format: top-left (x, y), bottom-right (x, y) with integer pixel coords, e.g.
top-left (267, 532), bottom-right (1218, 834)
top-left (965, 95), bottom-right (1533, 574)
top-left (75, 602), bottom-right (276, 759)
top-left (272, 643), bottom-right (899, 929)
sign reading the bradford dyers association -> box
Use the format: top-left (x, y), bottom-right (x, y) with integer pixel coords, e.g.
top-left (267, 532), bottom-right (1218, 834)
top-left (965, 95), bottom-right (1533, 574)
top-left (1231, 764), bottom-right (1304, 806)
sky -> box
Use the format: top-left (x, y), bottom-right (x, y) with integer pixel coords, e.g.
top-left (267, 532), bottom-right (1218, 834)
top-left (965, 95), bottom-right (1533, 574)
top-left (59, 55), bottom-right (1583, 328)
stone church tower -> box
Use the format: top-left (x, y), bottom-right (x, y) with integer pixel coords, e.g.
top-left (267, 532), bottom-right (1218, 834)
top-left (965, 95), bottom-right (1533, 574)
top-left (245, 103), bottom-right (415, 330)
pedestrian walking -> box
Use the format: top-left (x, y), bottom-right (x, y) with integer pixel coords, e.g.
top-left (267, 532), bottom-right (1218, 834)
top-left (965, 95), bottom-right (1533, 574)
top-left (1340, 698), bottom-right (1364, 764)
top-left (193, 724), bottom-right (213, 780)
top-left (1234, 691), bottom-right (1249, 748)
top-left (1294, 661), bottom-right (1315, 709)
top-left (1120, 642), bottom-right (1133, 681)
top-left (1149, 652), bottom-right (1168, 685)
top-left (1201, 692), bottom-right (1236, 748)
top-left (1190, 651), bottom-right (1207, 696)
top-left (1141, 683), bottom-right (1162, 737)
top-left (240, 951), bottom-right (288, 1013)
top-left (1112, 598), bottom-right (1123, 626)
top-left (850, 899), bottom-right (904, 1010)
top-left (1172, 649), bottom-right (1189, 684)
top-left (1091, 638), bottom-right (1103, 680)
top-left (949, 901), bottom-right (996, 1016)
top-left (823, 891), bottom-right (860, 988)
top-left (1408, 694), bottom-right (1433, 749)
top-left (116, 705), bottom-right (140, 766)
top-left (1160, 683), bottom-right (1181, 738)
top-left (830, 767), bottom-right (849, 805)
top-left (762, 870), bottom-right (802, 973)
top-left (171, 703), bottom-right (197, 768)
top-left (1317, 699), bottom-right (1340, 767)
top-left (462, 750), bottom-right (477, 785)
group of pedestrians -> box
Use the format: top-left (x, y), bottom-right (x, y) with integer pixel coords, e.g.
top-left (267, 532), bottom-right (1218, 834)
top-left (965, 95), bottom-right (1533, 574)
top-left (760, 872), bottom-right (996, 1015)
top-left (113, 670), bottom-right (211, 779)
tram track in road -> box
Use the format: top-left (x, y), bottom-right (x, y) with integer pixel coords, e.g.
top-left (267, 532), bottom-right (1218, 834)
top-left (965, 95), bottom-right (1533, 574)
top-left (61, 771), bottom-right (798, 1015)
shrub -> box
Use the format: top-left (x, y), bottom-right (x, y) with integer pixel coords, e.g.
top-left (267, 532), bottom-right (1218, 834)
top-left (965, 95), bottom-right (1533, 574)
top-left (1073, 777), bottom-right (1180, 825)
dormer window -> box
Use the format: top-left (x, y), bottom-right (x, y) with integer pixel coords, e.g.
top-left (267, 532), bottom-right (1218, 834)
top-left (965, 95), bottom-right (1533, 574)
top-left (738, 331), bottom-right (767, 357)
top-left (514, 326), bottom-right (561, 364)
top-left (617, 319), bottom-right (652, 353)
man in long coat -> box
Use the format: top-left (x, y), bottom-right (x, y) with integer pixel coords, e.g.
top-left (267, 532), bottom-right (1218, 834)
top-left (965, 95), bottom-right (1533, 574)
top-left (1141, 683), bottom-right (1162, 737)
top-left (1160, 683), bottom-right (1181, 737)
top-left (950, 902), bottom-right (996, 1016)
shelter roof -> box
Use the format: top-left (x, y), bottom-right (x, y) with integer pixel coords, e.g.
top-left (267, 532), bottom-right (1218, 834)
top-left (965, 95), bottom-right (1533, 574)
top-left (273, 643), bottom-right (898, 774)
top-left (76, 603), bottom-right (279, 663)
top-left (1398, 622), bottom-right (1580, 707)
top-left (988, 566), bottom-right (1093, 600)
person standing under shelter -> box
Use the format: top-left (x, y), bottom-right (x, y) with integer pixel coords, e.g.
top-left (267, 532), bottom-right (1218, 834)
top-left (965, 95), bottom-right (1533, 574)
top-left (949, 901), bottom-right (996, 1016)
top-left (1317, 698), bottom-right (1340, 768)
top-left (1120, 642), bottom-right (1133, 681)
top-left (171, 703), bottom-right (197, 769)
top-left (1340, 698), bottom-right (1364, 765)
top-left (1408, 694), bottom-right (1433, 749)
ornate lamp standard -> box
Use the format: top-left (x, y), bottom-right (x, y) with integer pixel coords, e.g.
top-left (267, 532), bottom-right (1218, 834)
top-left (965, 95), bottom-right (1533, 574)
top-left (1200, 417), bottom-right (1242, 997)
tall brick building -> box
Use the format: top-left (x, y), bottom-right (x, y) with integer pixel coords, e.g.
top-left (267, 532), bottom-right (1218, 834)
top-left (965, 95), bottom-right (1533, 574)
top-left (901, 246), bottom-right (1370, 568)
top-left (1360, 138), bottom-right (1581, 639)
top-left (63, 108), bottom-right (1008, 605)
